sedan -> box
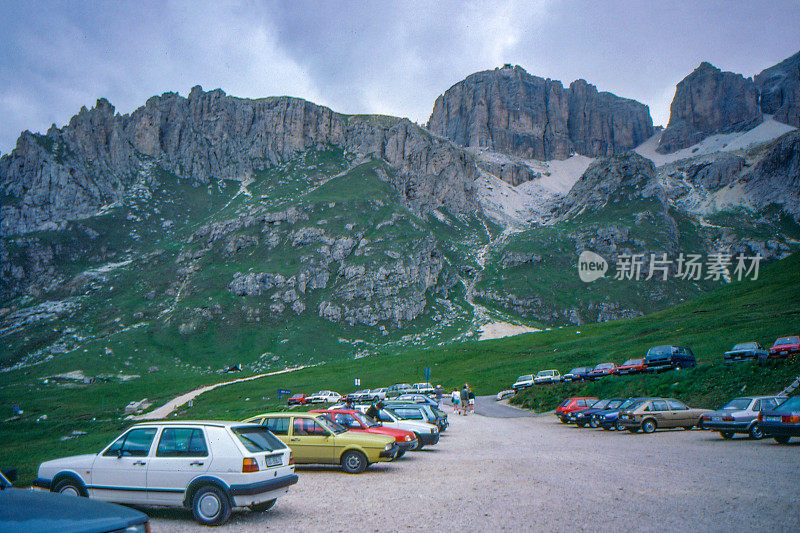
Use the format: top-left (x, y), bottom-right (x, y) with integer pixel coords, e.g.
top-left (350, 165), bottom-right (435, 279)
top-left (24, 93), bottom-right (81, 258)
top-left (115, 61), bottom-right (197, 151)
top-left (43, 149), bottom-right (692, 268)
top-left (616, 359), bottom-right (646, 375)
top-left (588, 362), bottom-right (617, 380)
top-left (757, 395), bottom-right (800, 444)
top-left (312, 408), bottom-right (419, 454)
top-left (593, 398), bottom-right (654, 430)
top-left (562, 367), bottom-right (592, 382)
top-left (573, 399), bottom-right (626, 428)
top-left (699, 396), bottom-right (784, 439)
top-left (724, 342), bottom-right (768, 363)
top-left (619, 398), bottom-right (712, 433)
top-left (769, 336), bottom-right (800, 358)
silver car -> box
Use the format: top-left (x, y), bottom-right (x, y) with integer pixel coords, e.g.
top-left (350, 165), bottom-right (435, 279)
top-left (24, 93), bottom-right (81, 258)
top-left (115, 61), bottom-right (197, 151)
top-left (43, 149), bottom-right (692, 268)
top-left (699, 396), bottom-right (785, 439)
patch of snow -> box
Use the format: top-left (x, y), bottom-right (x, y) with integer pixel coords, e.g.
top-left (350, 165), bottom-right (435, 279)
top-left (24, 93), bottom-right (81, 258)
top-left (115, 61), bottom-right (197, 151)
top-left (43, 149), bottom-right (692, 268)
top-left (636, 116), bottom-right (796, 167)
top-left (478, 321), bottom-right (540, 341)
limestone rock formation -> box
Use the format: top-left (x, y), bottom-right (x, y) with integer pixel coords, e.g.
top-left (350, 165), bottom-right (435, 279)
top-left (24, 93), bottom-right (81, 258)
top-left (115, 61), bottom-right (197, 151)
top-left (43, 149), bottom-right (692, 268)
top-left (1, 88), bottom-right (479, 236)
top-left (426, 65), bottom-right (653, 161)
top-left (658, 62), bottom-right (762, 153)
top-left (755, 50), bottom-right (800, 127)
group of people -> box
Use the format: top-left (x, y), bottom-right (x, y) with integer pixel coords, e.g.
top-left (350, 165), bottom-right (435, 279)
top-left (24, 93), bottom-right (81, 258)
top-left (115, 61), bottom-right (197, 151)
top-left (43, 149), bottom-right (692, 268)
top-left (450, 384), bottom-right (474, 415)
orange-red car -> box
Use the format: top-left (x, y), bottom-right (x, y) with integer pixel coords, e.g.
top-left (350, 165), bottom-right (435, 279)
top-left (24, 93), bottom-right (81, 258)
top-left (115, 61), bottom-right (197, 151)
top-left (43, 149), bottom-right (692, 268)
top-left (555, 397), bottom-right (599, 424)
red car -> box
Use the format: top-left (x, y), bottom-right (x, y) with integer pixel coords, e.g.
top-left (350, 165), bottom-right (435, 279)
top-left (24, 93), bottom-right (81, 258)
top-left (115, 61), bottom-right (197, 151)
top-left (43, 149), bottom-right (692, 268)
top-left (555, 397), bottom-right (599, 424)
top-left (616, 358), bottom-right (646, 375)
top-left (769, 336), bottom-right (800, 358)
top-left (287, 393), bottom-right (308, 405)
top-left (311, 408), bottom-right (419, 455)
top-left (588, 362), bottom-right (617, 380)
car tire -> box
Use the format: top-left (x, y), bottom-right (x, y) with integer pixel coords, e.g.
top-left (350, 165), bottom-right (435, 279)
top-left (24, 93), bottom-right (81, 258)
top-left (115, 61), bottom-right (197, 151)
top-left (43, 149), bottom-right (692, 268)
top-left (396, 450), bottom-right (406, 459)
top-left (719, 431), bottom-right (734, 439)
top-left (615, 420), bottom-right (626, 431)
top-left (192, 485), bottom-right (231, 526)
top-left (559, 417), bottom-right (567, 424)
top-left (589, 418), bottom-right (599, 428)
top-left (341, 450), bottom-right (368, 474)
top-left (412, 433), bottom-right (424, 450)
top-left (774, 435), bottom-right (791, 444)
top-left (53, 478), bottom-right (86, 497)
top-left (748, 424), bottom-right (764, 440)
top-left (641, 419), bottom-right (657, 434)
top-left (249, 499), bottom-right (277, 513)
top-left (683, 425), bottom-right (694, 430)
top-left (576, 422), bottom-right (586, 428)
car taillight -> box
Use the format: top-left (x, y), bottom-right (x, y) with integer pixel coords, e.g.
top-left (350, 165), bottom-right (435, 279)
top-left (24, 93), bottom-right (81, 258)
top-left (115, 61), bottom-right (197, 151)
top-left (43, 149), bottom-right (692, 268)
top-left (289, 452), bottom-right (294, 465)
top-left (701, 415), bottom-right (709, 421)
top-left (242, 458), bottom-right (259, 473)
top-left (722, 416), bottom-right (735, 422)
top-left (782, 415), bottom-right (800, 424)
top-left (757, 412), bottom-right (763, 422)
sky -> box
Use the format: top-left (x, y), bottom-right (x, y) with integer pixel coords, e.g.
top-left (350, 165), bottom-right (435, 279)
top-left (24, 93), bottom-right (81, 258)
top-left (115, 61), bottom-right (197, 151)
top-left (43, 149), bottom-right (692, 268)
top-left (1, 1), bottom-right (799, 155)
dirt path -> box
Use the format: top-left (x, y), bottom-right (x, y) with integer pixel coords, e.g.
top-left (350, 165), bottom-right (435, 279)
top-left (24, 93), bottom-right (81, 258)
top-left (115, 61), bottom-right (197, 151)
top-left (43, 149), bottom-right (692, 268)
top-left (147, 411), bottom-right (800, 532)
top-left (132, 365), bottom-right (314, 420)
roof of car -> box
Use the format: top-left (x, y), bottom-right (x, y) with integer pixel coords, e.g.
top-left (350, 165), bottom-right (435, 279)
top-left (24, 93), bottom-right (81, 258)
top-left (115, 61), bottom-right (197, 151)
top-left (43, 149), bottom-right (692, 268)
top-left (131, 420), bottom-right (257, 428)
top-left (249, 412), bottom-right (322, 419)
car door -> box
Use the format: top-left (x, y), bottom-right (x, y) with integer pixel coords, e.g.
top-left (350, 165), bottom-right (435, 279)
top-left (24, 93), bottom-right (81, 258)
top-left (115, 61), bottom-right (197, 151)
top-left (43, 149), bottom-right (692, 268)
top-left (666, 400), bottom-right (690, 426)
top-left (90, 427), bottom-right (157, 504)
top-left (289, 417), bottom-right (334, 464)
top-left (262, 417), bottom-right (290, 446)
top-left (650, 400), bottom-right (671, 426)
top-left (147, 426), bottom-right (211, 504)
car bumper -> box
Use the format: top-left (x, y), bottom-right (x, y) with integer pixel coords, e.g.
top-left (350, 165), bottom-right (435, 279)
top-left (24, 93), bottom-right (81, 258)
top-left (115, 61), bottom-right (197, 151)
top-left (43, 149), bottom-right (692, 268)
top-left (379, 444), bottom-right (401, 460)
top-left (758, 422), bottom-right (800, 437)
top-left (418, 432), bottom-right (440, 446)
top-left (398, 440), bottom-right (418, 452)
top-left (230, 473), bottom-right (298, 507)
top-left (596, 418), bottom-right (618, 428)
top-left (699, 420), bottom-right (750, 431)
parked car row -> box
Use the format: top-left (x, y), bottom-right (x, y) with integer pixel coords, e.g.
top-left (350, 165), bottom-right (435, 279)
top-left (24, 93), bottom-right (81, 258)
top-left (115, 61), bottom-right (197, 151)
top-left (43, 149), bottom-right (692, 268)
top-left (30, 392), bottom-right (449, 527)
top-left (554, 393), bottom-right (800, 443)
top-left (288, 382), bottom-right (440, 406)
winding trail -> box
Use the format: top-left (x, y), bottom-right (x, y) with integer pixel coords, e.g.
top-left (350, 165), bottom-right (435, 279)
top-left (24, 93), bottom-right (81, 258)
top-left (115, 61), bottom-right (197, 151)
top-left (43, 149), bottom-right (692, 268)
top-left (132, 364), bottom-right (315, 420)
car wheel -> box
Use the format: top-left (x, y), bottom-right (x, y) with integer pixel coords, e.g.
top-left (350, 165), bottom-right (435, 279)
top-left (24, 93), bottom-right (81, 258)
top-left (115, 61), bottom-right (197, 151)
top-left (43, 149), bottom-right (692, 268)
top-left (396, 450), bottom-right (406, 459)
top-left (53, 478), bottom-right (86, 497)
top-left (559, 417), bottom-right (567, 424)
top-left (615, 420), bottom-right (626, 431)
top-left (683, 425), bottom-right (694, 430)
top-left (192, 485), bottom-right (231, 526)
top-left (589, 418), bottom-right (600, 428)
top-left (412, 433), bottom-right (424, 450)
top-left (641, 419), bottom-right (657, 434)
top-left (576, 422), bottom-right (586, 428)
top-left (719, 431), bottom-right (734, 439)
top-left (774, 435), bottom-right (791, 444)
top-left (341, 450), bottom-right (368, 474)
top-left (748, 424), bottom-right (764, 440)
top-left (674, 363), bottom-right (683, 371)
top-left (249, 499), bottom-right (277, 513)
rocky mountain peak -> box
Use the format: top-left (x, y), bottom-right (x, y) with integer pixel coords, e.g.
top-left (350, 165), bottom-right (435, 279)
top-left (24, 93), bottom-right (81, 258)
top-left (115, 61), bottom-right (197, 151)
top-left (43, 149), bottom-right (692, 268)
top-left (426, 66), bottom-right (653, 161)
top-left (657, 62), bottom-right (763, 153)
top-left (755, 49), bottom-right (800, 127)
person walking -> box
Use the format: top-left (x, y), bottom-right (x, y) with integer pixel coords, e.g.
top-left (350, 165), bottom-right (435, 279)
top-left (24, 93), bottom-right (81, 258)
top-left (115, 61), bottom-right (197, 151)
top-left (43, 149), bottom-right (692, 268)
top-left (459, 384), bottom-right (469, 415)
top-left (450, 388), bottom-right (460, 413)
top-left (467, 385), bottom-right (475, 414)
top-left (435, 385), bottom-right (443, 407)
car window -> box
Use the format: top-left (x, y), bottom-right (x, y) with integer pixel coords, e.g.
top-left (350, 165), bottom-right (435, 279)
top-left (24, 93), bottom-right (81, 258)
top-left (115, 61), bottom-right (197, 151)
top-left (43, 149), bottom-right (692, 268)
top-left (751, 400), bottom-right (761, 411)
top-left (104, 428), bottom-right (157, 457)
top-left (333, 413), bottom-right (362, 429)
top-left (641, 403), bottom-right (650, 412)
top-left (262, 417), bottom-right (289, 435)
top-left (293, 418), bottom-right (329, 436)
top-left (157, 428), bottom-right (208, 457)
top-left (652, 400), bottom-right (669, 411)
top-left (762, 399), bottom-right (777, 410)
top-left (233, 427), bottom-right (286, 452)
top-left (667, 400), bottom-right (688, 411)
top-left (391, 408), bottom-right (425, 420)
top-left (776, 396), bottom-right (800, 410)
top-left (378, 410), bottom-right (394, 422)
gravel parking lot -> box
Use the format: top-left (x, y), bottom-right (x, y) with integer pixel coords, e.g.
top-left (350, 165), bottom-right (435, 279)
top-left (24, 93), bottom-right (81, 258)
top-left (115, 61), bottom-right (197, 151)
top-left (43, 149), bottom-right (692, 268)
top-left (149, 403), bottom-right (799, 532)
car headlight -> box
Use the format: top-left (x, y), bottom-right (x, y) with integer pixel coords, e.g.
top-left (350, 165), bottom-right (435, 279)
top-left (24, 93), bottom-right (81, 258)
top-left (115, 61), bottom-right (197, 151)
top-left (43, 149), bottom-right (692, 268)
top-left (430, 428), bottom-right (436, 434)
top-left (405, 435), bottom-right (412, 441)
top-left (385, 443), bottom-right (392, 451)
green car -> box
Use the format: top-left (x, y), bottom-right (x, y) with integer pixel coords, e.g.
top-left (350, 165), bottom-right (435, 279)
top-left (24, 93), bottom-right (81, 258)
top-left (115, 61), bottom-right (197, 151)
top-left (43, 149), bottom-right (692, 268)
top-left (244, 412), bottom-right (399, 473)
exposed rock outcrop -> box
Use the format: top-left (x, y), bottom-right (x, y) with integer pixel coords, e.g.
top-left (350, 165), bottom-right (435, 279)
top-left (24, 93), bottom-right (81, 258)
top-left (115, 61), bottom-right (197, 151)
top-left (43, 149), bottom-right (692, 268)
top-left (426, 65), bottom-right (653, 161)
top-left (755, 50), bottom-right (800, 127)
top-left (1, 88), bottom-right (479, 236)
top-left (658, 62), bottom-right (762, 153)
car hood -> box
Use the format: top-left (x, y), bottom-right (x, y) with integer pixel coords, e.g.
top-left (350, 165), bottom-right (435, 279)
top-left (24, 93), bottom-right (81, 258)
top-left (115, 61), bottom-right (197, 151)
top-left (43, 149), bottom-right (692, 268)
top-left (391, 420), bottom-right (437, 432)
top-left (339, 430), bottom-right (394, 448)
top-left (0, 488), bottom-right (147, 533)
top-left (39, 454), bottom-right (98, 475)
top-left (366, 427), bottom-right (415, 441)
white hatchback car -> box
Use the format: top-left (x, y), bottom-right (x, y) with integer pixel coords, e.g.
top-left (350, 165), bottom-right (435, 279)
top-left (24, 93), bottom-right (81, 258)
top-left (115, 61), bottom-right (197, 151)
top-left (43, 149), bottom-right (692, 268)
top-left (34, 421), bottom-right (297, 526)
top-left (307, 390), bottom-right (342, 403)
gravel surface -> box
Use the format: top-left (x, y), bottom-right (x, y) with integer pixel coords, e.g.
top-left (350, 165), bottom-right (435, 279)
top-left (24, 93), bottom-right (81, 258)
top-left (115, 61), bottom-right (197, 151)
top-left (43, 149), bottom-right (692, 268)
top-left (148, 409), bottom-right (800, 532)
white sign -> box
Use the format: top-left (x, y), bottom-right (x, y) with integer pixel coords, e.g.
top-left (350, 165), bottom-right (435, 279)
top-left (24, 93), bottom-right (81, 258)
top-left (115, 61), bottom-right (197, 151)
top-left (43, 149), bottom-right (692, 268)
top-left (354, 378), bottom-right (361, 386)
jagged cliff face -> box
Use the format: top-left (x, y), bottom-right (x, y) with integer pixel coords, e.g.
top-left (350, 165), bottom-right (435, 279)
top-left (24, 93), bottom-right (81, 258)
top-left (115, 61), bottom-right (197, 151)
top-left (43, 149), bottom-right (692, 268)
top-left (426, 65), bottom-right (654, 161)
top-left (658, 62), bottom-right (763, 153)
top-left (1, 87), bottom-right (478, 236)
top-left (756, 50), bottom-right (800, 127)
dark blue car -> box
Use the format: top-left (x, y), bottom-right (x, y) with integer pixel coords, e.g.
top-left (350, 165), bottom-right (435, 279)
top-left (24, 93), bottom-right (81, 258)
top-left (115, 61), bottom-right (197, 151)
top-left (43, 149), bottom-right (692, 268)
top-left (573, 398), bottom-right (626, 428)
top-left (592, 398), bottom-right (654, 430)
top-left (757, 395), bottom-right (800, 444)
top-left (644, 345), bottom-right (696, 372)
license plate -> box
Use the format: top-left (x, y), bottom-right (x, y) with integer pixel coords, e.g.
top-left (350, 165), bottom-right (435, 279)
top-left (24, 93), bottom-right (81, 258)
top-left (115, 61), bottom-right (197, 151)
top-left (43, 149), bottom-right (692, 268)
top-left (764, 416), bottom-right (781, 422)
top-left (264, 454), bottom-right (282, 467)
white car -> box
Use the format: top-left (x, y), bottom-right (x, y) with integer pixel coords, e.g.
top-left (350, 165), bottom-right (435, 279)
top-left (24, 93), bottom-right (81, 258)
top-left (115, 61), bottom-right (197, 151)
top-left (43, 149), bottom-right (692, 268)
top-left (369, 388), bottom-right (388, 401)
top-left (411, 382), bottom-right (435, 395)
top-left (34, 421), bottom-right (297, 526)
top-left (307, 390), bottom-right (342, 403)
top-left (534, 369), bottom-right (561, 384)
top-left (354, 405), bottom-right (440, 449)
top-left (512, 374), bottom-right (534, 391)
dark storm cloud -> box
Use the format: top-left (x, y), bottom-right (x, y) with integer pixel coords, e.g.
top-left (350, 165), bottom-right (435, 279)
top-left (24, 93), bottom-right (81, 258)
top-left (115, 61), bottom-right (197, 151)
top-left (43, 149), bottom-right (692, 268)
top-left (1, 1), bottom-right (799, 154)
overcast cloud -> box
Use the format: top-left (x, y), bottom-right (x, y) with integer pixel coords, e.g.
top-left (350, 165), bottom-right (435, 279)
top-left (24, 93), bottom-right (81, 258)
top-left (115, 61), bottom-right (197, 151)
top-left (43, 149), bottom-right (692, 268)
top-left (1, 1), bottom-right (799, 154)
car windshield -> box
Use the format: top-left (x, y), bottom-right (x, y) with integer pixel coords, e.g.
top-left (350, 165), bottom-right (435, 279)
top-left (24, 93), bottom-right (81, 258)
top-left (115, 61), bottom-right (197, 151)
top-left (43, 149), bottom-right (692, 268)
top-left (353, 411), bottom-right (380, 428)
top-left (647, 346), bottom-right (671, 356)
top-left (590, 399), bottom-right (611, 409)
top-left (567, 368), bottom-right (582, 375)
top-left (595, 363), bottom-right (614, 370)
top-left (233, 427), bottom-right (287, 452)
top-left (732, 342), bottom-right (757, 350)
top-left (622, 359), bottom-right (642, 366)
top-left (721, 398), bottom-right (752, 410)
top-left (607, 400), bottom-right (625, 409)
top-left (317, 416), bottom-right (347, 434)
top-left (518, 375), bottom-right (533, 381)
top-left (775, 396), bottom-right (800, 411)
top-left (626, 400), bottom-right (647, 411)
top-left (558, 399), bottom-right (571, 407)
top-left (775, 337), bottom-right (800, 345)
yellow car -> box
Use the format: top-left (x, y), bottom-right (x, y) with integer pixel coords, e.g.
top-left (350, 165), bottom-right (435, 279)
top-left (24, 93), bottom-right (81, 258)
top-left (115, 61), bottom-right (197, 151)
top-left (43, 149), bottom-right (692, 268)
top-left (243, 412), bottom-right (398, 473)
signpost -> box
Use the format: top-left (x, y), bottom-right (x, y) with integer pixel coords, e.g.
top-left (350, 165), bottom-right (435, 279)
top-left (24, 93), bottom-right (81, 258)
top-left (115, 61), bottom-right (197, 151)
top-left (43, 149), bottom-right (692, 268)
top-left (277, 388), bottom-right (291, 399)
top-left (354, 378), bottom-right (361, 387)
top-left (424, 366), bottom-right (431, 381)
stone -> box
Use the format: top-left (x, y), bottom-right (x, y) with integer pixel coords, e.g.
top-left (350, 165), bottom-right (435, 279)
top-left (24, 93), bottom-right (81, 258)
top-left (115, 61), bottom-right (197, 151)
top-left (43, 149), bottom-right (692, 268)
top-left (755, 50), bottom-right (800, 127)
